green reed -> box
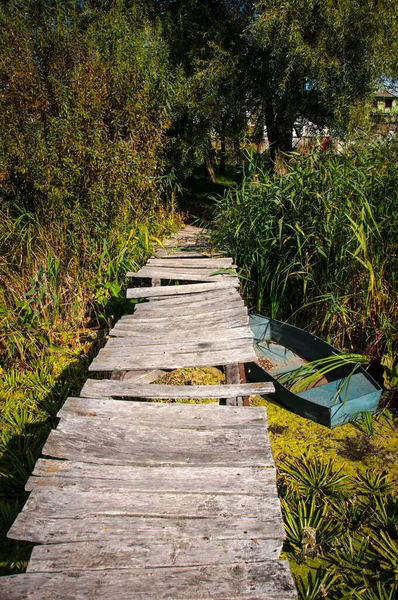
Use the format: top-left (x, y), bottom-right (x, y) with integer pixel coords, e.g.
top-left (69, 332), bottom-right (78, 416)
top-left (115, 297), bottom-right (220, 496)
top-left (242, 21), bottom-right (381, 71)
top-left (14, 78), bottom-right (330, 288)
top-left (212, 137), bottom-right (398, 358)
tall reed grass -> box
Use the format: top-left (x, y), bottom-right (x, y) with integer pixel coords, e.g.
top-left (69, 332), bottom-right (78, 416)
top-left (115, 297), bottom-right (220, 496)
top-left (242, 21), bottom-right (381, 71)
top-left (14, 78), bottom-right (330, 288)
top-left (212, 137), bottom-right (398, 359)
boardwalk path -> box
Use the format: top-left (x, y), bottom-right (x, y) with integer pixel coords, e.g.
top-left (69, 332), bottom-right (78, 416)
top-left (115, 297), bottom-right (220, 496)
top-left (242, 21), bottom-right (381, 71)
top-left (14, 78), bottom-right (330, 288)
top-left (1, 226), bottom-right (297, 599)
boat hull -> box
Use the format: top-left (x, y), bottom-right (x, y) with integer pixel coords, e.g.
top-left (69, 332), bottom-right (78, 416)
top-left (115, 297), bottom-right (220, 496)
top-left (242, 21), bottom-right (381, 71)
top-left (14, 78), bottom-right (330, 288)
top-left (247, 314), bottom-right (382, 428)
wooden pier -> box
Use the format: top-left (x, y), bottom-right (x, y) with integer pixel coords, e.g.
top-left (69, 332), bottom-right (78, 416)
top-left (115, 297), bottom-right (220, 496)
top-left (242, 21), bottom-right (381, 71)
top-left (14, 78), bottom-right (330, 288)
top-left (0, 226), bottom-right (297, 599)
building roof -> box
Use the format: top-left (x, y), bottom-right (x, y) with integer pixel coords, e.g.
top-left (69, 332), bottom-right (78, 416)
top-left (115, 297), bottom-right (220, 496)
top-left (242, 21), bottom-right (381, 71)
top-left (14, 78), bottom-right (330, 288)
top-left (375, 89), bottom-right (398, 99)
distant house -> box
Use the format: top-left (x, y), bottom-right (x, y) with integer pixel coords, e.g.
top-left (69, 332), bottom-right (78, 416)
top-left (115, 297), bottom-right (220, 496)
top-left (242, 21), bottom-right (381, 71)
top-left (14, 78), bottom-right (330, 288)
top-left (373, 89), bottom-right (398, 123)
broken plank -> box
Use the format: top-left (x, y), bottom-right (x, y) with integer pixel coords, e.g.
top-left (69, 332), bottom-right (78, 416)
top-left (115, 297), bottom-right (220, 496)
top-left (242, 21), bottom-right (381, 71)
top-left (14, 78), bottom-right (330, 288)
top-left (0, 563), bottom-right (297, 600)
top-left (123, 369), bottom-right (167, 383)
top-left (80, 380), bottom-right (274, 399)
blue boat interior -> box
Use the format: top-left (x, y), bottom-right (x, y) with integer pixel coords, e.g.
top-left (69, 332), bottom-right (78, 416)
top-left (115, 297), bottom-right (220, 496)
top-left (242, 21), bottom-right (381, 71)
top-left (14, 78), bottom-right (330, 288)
top-left (297, 372), bottom-right (378, 407)
top-left (249, 313), bottom-right (382, 410)
top-left (255, 341), bottom-right (306, 376)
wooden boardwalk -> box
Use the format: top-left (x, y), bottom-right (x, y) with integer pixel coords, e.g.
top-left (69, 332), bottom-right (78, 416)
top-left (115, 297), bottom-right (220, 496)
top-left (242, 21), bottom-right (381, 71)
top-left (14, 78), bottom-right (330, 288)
top-left (1, 226), bottom-right (297, 599)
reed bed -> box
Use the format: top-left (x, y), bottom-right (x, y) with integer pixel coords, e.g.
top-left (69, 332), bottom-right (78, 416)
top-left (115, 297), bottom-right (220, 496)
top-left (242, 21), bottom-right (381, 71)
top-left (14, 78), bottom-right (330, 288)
top-left (212, 137), bottom-right (398, 362)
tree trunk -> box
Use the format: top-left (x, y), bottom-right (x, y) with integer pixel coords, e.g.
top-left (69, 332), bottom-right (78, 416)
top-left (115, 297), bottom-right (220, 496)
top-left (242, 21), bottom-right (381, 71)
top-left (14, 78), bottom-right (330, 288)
top-left (265, 106), bottom-right (294, 173)
top-left (204, 154), bottom-right (216, 183)
top-left (219, 136), bottom-right (226, 175)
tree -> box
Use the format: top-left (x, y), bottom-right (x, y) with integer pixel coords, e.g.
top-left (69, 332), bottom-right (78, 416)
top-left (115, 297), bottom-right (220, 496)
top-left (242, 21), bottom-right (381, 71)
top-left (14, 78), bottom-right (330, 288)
top-left (246, 0), bottom-right (398, 164)
top-left (156, 0), bottom-right (253, 180)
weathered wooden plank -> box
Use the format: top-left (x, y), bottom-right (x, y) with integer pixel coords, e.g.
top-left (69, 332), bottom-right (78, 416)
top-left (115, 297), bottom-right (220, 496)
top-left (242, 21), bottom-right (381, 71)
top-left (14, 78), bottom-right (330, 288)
top-left (26, 461), bottom-right (277, 495)
top-left (109, 314), bottom-right (250, 337)
top-left (27, 537), bottom-right (283, 572)
top-left (224, 363), bottom-right (244, 407)
top-left (8, 512), bottom-right (285, 546)
top-left (162, 241), bottom-right (209, 249)
top-left (107, 326), bottom-right (253, 345)
top-left (98, 336), bottom-right (252, 357)
top-left (128, 267), bottom-right (238, 283)
top-left (109, 321), bottom-right (249, 339)
top-left (80, 379), bottom-right (274, 399)
top-left (88, 345), bottom-right (256, 371)
top-left (154, 249), bottom-right (225, 258)
top-left (131, 266), bottom-right (238, 278)
top-left (112, 311), bottom-right (249, 330)
top-left (126, 280), bottom-right (238, 299)
top-left (10, 486), bottom-right (281, 522)
top-left (109, 325), bottom-right (253, 342)
top-left (42, 426), bottom-right (273, 466)
top-left (144, 288), bottom-right (243, 307)
top-left (140, 290), bottom-right (243, 307)
top-left (0, 563), bottom-right (297, 599)
top-left (133, 295), bottom-right (244, 314)
top-left (56, 398), bottom-right (268, 429)
top-left (120, 305), bottom-right (247, 323)
top-left (147, 258), bottom-right (234, 268)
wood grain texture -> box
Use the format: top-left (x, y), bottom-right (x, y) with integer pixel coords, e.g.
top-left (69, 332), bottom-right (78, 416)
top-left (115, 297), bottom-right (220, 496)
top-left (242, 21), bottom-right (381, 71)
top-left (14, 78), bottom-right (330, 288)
top-left (134, 299), bottom-right (244, 315)
top-left (128, 267), bottom-right (238, 283)
top-left (97, 337), bottom-right (252, 357)
top-left (41, 425), bottom-right (273, 467)
top-left (11, 486), bottom-right (282, 521)
top-left (146, 282), bottom-right (239, 305)
top-left (121, 306), bottom-right (247, 323)
top-left (26, 461), bottom-right (277, 495)
top-left (8, 512), bottom-right (286, 546)
top-left (106, 335), bottom-right (251, 350)
top-left (108, 325), bottom-right (253, 344)
top-left (0, 562), bottom-right (297, 599)
top-left (126, 280), bottom-right (238, 298)
top-left (147, 258), bottom-right (234, 268)
top-left (154, 249), bottom-right (225, 258)
top-left (88, 345), bottom-right (256, 371)
top-left (26, 538), bottom-right (283, 572)
top-left (56, 398), bottom-right (269, 428)
top-left (80, 379), bottom-right (274, 399)
top-left (120, 308), bottom-right (248, 323)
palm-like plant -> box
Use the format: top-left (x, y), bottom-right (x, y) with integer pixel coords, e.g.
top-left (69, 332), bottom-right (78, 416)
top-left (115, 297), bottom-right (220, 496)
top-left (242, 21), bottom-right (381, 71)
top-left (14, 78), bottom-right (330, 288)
top-left (278, 454), bottom-right (351, 501)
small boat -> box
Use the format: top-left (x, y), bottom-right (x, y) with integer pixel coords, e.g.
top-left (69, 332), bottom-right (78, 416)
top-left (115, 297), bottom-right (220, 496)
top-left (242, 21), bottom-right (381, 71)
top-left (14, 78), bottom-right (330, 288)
top-left (246, 314), bottom-right (382, 428)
